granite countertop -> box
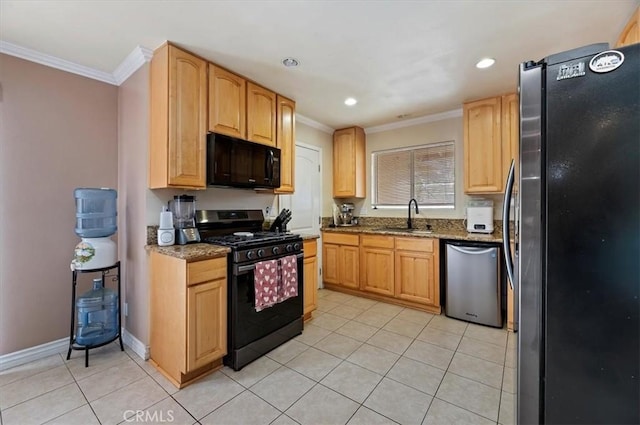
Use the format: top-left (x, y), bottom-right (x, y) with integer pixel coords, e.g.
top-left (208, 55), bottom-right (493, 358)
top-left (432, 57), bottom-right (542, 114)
top-left (146, 243), bottom-right (230, 262)
top-left (322, 225), bottom-right (504, 243)
top-left (298, 233), bottom-right (320, 240)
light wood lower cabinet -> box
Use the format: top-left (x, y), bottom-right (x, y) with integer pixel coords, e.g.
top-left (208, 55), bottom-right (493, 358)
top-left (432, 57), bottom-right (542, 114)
top-left (303, 239), bottom-right (318, 320)
top-left (150, 252), bottom-right (227, 388)
top-left (507, 241), bottom-right (516, 331)
top-left (322, 233), bottom-right (359, 289)
top-left (360, 235), bottom-right (395, 297)
top-left (395, 243), bottom-right (439, 306)
top-left (322, 231), bottom-right (440, 313)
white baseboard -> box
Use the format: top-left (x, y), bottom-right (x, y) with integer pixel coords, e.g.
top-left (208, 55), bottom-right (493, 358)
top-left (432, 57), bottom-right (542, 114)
top-left (122, 328), bottom-right (149, 361)
top-left (0, 329), bottom-right (150, 371)
top-left (0, 337), bottom-right (68, 371)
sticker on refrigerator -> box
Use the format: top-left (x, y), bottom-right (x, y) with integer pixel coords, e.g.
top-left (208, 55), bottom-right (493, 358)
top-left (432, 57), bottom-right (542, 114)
top-left (556, 62), bottom-right (586, 80)
top-left (589, 50), bottom-right (624, 73)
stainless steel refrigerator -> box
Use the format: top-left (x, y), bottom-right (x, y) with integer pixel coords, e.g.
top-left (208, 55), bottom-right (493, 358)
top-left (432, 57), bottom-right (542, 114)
top-left (503, 43), bottom-right (639, 424)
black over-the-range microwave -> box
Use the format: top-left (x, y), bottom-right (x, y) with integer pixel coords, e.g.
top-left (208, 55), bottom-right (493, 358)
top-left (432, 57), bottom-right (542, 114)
top-left (206, 132), bottom-right (281, 189)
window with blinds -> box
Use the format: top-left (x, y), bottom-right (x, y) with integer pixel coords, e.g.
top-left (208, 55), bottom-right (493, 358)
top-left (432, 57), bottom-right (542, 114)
top-left (372, 141), bottom-right (455, 208)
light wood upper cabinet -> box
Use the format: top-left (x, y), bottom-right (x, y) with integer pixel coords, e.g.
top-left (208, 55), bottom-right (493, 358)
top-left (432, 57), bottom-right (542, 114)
top-left (615, 6), bottom-right (639, 48)
top-left (333, 126), bottom-right (366, 198)
top-left (208, 65), bottom-right (246, 139)
top-left (150, 252), bottom-right (227, 388)
top-left (149, 44), bottom-right (207, 189)
top-left (464, 93), bottom-right (519, 194)
top-left (463, 96), bottom-right (503, 193)
top-left (275, 95), bottom-right (296, 194)
top-left (247, 82), bottom-right (277, 147)
top-left (303, 239), bottom-right (318, 320)
top-left (502, 93), bottom-right (519, 192)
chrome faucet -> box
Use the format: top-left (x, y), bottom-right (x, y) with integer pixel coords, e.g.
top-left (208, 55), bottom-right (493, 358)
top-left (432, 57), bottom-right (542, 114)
top-left (408, 198), bottom-right (419, 229)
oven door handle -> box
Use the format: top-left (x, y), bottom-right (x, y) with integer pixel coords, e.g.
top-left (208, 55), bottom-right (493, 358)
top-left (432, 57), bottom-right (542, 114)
top-left (235, 252), bottom-right (304, 274)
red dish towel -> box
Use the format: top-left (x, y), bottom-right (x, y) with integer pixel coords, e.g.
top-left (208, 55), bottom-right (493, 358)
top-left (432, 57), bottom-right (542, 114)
top-left (254, 259), bottom-right (279, 312)
top-left (278, 255), bottom-right (299, 302)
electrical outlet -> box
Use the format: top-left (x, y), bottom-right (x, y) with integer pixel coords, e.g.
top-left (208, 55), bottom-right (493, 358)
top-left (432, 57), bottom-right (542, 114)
top-left (265, 206), bottom-right (271, 217)
top-left (124, 302), bottom-right (128, 317)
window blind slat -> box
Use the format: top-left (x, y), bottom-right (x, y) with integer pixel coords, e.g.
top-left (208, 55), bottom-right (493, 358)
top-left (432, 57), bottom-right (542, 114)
top-left (372, 141), bottom-right (454, 207)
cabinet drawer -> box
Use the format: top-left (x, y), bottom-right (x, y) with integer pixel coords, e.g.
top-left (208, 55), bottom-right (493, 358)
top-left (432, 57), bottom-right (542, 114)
top-left (187, 257), bottom-right (227, 285)
top-left (395, 237), bottom-right (434, 253)
top-left (303, 239), bottom-right (317, 258)
top-left (361, 234), bottom-right (394, 249)
top-left (323, 232), bottom-right (359, 246)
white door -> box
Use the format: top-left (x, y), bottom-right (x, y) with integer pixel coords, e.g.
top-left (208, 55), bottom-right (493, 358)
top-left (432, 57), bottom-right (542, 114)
top-left (280, 143), bottom-right (322, 287)
top-left (280, 143), bottom-right (322, 235)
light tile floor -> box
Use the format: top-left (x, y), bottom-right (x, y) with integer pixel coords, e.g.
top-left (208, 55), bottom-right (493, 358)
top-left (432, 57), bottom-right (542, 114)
top-left (0, 289), bottom-right (516, 425)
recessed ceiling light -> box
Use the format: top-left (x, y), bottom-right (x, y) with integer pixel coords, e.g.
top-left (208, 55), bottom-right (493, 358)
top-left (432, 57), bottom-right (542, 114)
top-left (476, 58), bottom-right (496, 69)
top-left (344, 97), bottom-right (358, 106)
top-left (282, 57), bottom-right (299, 67)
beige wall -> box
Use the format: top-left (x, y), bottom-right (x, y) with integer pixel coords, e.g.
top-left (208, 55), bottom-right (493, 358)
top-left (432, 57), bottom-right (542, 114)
top-left (0, 54), bottom-right (118, 355)
top-left (117, 63), bottom-right (150, 345)
top-left (347, 117), bottom-right (503, 221)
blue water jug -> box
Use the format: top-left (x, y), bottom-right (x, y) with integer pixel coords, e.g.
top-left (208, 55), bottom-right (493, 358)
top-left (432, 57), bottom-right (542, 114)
top-left (75, 188), bottom-right (117, 238)
top-left (76, 278), bottom-right (118, 346)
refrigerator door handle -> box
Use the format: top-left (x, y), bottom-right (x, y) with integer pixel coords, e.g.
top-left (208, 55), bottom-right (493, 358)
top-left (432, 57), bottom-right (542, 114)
top-left (502, 159), bottom-right (516, 290)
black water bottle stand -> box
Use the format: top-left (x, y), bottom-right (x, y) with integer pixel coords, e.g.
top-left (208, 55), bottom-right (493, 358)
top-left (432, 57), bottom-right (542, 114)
top-left (67, 261), bottom-right (124, 367)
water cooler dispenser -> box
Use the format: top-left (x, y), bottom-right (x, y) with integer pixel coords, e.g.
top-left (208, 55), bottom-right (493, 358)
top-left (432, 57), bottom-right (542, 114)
top-left (68, 188), bottom-right (123, 366)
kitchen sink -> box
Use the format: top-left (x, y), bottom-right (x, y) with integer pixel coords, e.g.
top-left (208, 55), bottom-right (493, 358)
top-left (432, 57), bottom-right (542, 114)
top-left (373, 227), bottom-right (433, 234)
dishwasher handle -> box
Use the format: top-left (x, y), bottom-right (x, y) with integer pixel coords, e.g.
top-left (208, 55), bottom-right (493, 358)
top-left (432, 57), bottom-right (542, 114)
top-left (448, 245), bottom-right (497, 256)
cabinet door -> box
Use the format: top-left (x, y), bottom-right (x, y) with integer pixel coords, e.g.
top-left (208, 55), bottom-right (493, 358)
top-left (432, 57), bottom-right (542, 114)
top-left (168, 46), bottom-right (207, 188)
top-left (339, 246), bottom-right (360, 289)
top-left (208, 65), bottom-right (246, 138)
top-left (275, 95), bottom-right (296, 193)
top-left (502, 93), bottom-right (519, 192)
top-left (247, 82), bottom-right (276, 146)
top-left (360, 247), bottom-right (395, 296)
top-left (507, 242), bottom-right (516, 331)
top-left (464, 97), bottom-right (502, 193)
top-left (615, 6), bottom-right (639, 48)
top-left (303, 255), bottom-right (318, 315)
top-left (187, 278), bottom-right (227, 372)
top-left (333, 127), bottom-right (365, 198)
top-left (395, 250), bottom-right (439, 306)
top-left (322, 243), bottom-right (340, 284)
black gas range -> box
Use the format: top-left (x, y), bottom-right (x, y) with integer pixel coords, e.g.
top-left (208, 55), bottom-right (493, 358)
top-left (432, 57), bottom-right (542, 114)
top-left (196, 209), bottom-right (304, 371)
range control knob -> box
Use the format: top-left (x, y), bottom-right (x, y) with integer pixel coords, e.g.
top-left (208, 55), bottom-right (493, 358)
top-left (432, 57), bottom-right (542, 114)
top-left (285, 244), bottom-right (293, 252)
top-left (257, 249), bottom-right (265, 258)
top-left (272, 246), bottom-right (280, 255)
top-left (246, 251), bottom-right (255, 260)
top-left (293, 243), bottom-right (301, 251)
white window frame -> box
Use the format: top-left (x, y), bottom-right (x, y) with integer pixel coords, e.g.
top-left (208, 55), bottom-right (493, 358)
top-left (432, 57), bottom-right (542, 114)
top-left (371, 141), bottom-right (455, 209)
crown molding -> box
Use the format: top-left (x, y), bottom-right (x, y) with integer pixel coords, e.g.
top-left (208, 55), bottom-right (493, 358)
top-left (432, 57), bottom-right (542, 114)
top-left (113, 45), bottom-right (153, 85)
top-left (364, 108), bottom-right (463, 134)
top-left (296, 114), bottom-right (334, 134)
top-left (0, 41), bottom-right (117, 85)
top-left (0, 41), bottom-right (153, 86)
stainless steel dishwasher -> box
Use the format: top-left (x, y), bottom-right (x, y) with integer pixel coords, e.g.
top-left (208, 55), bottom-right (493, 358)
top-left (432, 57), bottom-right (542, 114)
top-left (445, 241), bottom-right (502, 327)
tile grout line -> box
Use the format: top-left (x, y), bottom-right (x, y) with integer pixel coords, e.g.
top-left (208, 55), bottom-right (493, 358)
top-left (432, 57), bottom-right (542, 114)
top-left (57, 351), bottom-right (103, 425)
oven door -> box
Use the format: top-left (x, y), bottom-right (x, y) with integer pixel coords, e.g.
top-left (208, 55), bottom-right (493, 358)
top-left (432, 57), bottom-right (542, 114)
top-left (229, 253), bottom-right (304, 350)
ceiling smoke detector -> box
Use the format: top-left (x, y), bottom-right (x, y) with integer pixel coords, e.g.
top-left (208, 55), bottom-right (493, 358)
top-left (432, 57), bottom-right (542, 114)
top-left (344, 97), bottom-right (358, 106)
top-left (476, 58), bottom-right (496, 69)
top-left (282, 57), bottom-right (299, 67)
